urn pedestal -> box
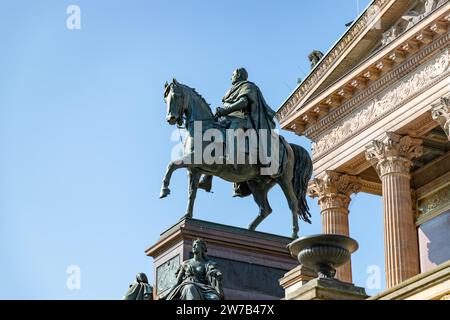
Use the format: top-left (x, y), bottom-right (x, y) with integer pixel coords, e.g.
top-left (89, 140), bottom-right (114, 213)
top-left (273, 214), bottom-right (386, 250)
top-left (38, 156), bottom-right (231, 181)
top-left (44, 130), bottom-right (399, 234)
top-left (284, 277), bottom-right (368, 300)
top-left (145, 218), bottom-right (298, 300)
top-left (280, 234), bottom-right (368, 300)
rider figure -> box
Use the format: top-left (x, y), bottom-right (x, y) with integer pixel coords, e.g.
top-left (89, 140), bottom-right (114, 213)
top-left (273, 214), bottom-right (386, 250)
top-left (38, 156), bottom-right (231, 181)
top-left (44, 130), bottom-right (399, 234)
top-left (216, 68), bottom-right (252, 130)
top-left (199, 68), bottom-right (277, 197)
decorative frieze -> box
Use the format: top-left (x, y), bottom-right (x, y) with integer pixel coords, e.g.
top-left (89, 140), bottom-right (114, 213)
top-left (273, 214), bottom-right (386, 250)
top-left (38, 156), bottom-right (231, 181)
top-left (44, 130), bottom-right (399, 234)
top-left (312, 47), bottom-right (449, 159)
top-left (431, 97), bottom-right (450, 140)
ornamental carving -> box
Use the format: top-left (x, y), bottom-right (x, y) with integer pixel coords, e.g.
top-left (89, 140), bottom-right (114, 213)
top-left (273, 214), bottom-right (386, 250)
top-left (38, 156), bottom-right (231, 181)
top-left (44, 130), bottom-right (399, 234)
top-left (312, 48), bottom-right (450, 158)
top-left (156, 255), bottom-right (180, 294)
top-left (431, 97), bottom-right (450, 140)
top-left (418, 184), bottom-right (450, 216)
top-left (308, 171), bottom-right (362, 210)
top-left (365, 133), bottom-right (423, 177)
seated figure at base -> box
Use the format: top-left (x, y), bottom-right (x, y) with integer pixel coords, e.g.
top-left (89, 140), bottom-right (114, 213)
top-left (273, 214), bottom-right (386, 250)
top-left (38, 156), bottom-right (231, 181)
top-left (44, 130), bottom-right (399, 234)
top-left (160, 239), bottom-right (224, 300)
top-left (122, 273), bottom-right (153, 300)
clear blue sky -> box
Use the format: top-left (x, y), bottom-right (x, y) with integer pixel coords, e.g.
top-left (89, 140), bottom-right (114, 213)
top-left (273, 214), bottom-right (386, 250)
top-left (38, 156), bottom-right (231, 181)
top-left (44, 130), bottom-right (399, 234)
top-left (0, 0), bottom-right (385, 299)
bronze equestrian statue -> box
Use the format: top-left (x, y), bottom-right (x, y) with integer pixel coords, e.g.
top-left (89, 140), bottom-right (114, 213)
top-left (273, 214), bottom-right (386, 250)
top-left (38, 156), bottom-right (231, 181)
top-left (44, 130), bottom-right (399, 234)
top-left (160, 68), bottom-right (313, 238)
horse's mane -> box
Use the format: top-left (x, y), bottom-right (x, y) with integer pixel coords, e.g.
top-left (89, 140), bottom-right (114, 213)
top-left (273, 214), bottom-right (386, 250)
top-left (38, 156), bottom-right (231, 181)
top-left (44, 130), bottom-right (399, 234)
top-left (180, 84), bottom-right (214, 117)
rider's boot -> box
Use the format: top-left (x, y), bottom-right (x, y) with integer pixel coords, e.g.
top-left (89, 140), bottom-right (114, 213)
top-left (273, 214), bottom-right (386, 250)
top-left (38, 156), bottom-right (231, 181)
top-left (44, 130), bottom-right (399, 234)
top-left (232, 182), bottom-right (252, 198)
top-left (198, 175), bottom-right (213, 193)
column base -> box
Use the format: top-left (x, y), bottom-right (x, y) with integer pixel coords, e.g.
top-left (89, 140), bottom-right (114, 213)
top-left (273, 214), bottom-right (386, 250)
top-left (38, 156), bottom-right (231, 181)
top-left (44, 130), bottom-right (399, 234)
top-left (285, 277), bottom-right (368, 300)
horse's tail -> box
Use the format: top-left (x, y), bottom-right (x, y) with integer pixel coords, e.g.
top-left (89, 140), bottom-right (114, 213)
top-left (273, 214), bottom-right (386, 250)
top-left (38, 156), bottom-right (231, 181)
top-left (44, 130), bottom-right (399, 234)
top-left (290, 143), bottom-right (313, 223)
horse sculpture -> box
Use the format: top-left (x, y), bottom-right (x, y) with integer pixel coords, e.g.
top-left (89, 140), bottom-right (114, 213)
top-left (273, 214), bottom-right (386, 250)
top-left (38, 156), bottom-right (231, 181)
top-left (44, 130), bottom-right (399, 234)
top-left (159, 79), bottom-right (313, 238)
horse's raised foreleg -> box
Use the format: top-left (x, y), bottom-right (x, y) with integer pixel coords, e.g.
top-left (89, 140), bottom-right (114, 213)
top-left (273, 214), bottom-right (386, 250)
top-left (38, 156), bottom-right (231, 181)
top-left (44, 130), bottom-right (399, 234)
top-left (184, 169), bottom-right (201, 219)
top-left (160, 160), bottom-right (189, 199)
top-left (247, 180), bottom-right (272, 231)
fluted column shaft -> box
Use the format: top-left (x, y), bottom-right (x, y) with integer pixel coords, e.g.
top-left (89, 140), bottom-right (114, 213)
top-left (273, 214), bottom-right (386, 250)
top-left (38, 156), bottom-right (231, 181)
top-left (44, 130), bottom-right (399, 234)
top-left (309, 172), bottom-right (361, 283)
top-left (381, 171), bottom-right (419, 287)
top-left (366, 133), bottom-right (422, 288)
top-left (319, 194), bottom-right (352, 283)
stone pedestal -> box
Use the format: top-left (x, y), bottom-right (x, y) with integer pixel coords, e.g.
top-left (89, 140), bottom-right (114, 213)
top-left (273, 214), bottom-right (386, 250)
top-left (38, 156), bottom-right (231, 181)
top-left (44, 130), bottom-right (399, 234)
top-left (283, 277), bottom-right (368, 300)
top-left (145, 218), bottom-right (297, 300)
top-left (279, 265), bottom-right (317, 300)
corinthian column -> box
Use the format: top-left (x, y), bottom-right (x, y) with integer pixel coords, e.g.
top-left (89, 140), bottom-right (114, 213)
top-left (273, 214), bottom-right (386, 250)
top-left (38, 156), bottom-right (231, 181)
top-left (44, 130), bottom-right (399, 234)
top-left (432, 97), bottom-right (450, 140)
top-left (309, 171), bottom-right (362, 283)
top-left (365, 132), bottom-right (423, 288)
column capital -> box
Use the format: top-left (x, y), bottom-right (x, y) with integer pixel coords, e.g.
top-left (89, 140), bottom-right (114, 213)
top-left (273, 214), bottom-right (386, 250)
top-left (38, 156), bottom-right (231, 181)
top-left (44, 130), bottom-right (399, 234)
top-left (308, 171), bottom-right (362, 210)
top-left (431, 97), bottom-right (450, 140)
top-left (365, 132), bottom-right (423, 177)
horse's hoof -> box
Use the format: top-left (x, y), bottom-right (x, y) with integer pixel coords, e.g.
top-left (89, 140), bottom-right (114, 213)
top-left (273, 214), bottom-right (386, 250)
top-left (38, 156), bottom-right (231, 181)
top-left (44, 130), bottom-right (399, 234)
top-left (159, 188), bottom-right (170, 199)
top-left (292, 232), bottom-right (299, 239)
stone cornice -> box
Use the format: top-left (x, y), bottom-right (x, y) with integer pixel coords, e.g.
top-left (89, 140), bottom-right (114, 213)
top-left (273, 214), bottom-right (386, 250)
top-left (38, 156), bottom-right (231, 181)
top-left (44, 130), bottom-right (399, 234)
top-left (276, 0), bottom-right (393, 123)
top-left (368, 260), bottom-right (450, 300)
top-left (307, 33), bottom-right (450, 142)
top-left (417, 183), bottom-right (450, 223)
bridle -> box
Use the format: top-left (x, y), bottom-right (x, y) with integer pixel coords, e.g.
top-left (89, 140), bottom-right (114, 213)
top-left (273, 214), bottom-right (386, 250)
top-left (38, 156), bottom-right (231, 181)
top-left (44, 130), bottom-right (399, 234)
top-left (174, 86), bottom-right (186, 129)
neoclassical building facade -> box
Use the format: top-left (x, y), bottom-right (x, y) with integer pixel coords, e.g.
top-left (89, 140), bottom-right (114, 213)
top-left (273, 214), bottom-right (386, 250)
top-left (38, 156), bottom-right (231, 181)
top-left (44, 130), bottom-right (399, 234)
top-left (277, 0), bottom-right (450, 299)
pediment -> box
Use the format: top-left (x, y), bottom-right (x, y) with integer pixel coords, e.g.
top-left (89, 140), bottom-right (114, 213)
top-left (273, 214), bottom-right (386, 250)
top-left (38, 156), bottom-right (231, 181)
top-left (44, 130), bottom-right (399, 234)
top-left (277, 0), bottom-right (449, 125)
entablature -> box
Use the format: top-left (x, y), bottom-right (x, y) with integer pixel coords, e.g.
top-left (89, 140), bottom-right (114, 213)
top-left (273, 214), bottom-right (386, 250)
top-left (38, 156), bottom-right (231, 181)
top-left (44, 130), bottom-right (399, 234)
top-left (281, 6), bottom-right (450, 139)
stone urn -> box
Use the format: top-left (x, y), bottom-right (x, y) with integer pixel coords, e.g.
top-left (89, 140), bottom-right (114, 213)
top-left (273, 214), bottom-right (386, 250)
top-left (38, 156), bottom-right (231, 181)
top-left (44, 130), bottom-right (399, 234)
top-left (288, 234), bottom-right (358, 279)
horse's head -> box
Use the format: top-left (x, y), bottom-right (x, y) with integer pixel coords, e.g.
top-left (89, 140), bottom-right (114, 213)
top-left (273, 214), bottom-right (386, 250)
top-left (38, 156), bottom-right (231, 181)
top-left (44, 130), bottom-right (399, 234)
top-left (163, 79), bottom-right (214, 128)
top-left (164, 79), bottom-right (184, 126)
